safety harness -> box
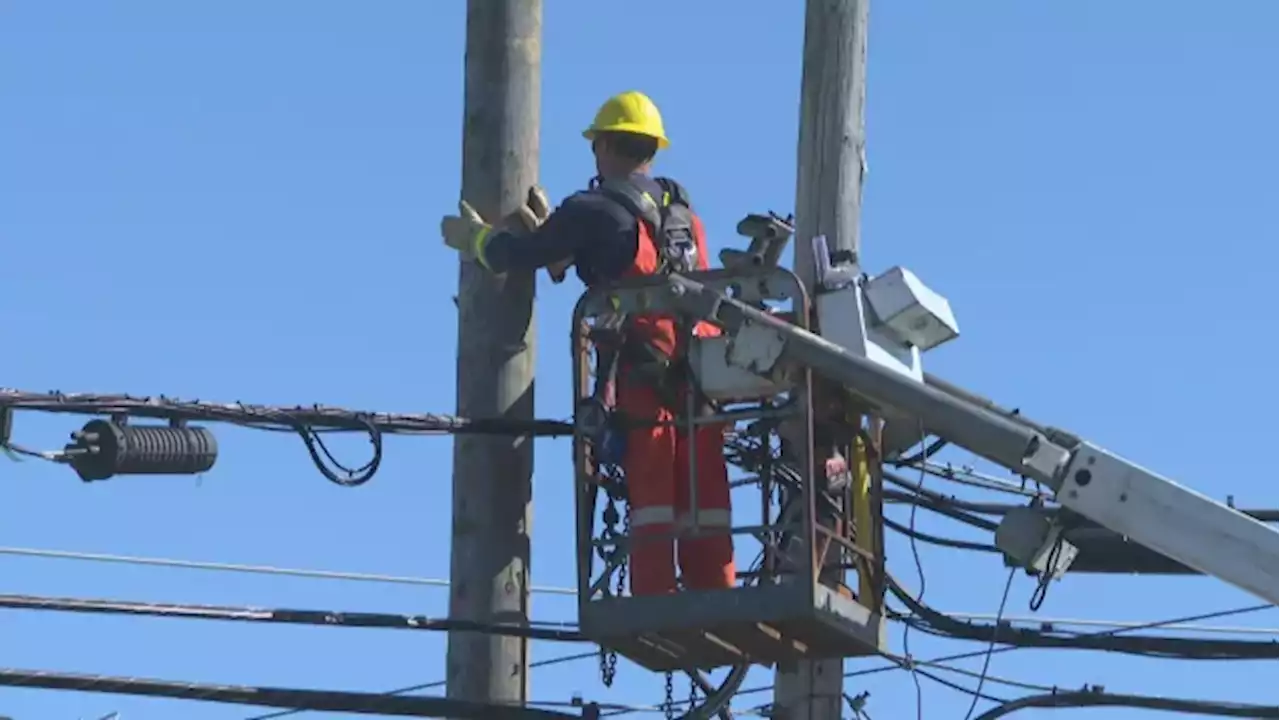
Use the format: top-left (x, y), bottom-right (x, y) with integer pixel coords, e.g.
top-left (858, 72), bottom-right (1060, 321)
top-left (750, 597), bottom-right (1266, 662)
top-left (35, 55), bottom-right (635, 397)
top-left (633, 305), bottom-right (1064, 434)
top-left (583, 176), bottom-right (716, 450)
top-left (593, 175), bottom-right (700, 277)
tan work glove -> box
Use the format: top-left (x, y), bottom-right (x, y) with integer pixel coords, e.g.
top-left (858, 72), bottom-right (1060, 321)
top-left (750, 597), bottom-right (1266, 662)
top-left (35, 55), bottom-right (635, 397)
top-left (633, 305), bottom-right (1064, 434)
top-left (441, 186), bottom-right (552, 270)
top-left (525, 186), bottom-right (569, 283)
top-left (517, 186), bottom-right (570, 283)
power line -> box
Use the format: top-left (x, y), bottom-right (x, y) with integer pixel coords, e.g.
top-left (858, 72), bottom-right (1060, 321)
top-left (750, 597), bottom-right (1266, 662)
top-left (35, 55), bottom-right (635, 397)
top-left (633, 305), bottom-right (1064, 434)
top-left (889, 578), bottom-right (1278, 660)
top-left (730, 604), bottom-right (1275, 699)
top-left (0, 546), bottom-right (578, 595)
top-left (0, 593), bottom-right (584, 642)
top-left (243, 651), bottom-right (600, 720)
top-left (972, 689), bottom-right (1279, 719)
top-left (0, 389), bottom-right (572, 438)
top-left (0, 667), bottom-right (585, 718)
top-left (0, 388), bottom-right (572, 486)
top-left (914, 661), bottom-right (1054, 693)
top-left (943, 612), bottom-right (1278, 637)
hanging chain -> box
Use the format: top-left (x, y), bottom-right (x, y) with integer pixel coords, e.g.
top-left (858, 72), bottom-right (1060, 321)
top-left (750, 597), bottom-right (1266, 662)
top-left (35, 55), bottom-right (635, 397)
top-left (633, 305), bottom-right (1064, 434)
top-left (598, 644), bottom-right (617, 688)
top-left (663, 671), bottom-right (675, 719)
top-left (597, 465), bottom-right (629, 690)
top-left (600, 494), bottom-right (629, 688)
top-left (688, 674), bottom-right (699, 712)
top-left (616, 502), bottom-right (630, 597)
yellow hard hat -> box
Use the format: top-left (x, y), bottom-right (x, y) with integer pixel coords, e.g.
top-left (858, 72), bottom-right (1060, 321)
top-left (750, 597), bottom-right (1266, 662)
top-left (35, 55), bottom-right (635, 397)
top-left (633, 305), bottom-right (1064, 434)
top-left (582, 91), bottom-right (670, 149)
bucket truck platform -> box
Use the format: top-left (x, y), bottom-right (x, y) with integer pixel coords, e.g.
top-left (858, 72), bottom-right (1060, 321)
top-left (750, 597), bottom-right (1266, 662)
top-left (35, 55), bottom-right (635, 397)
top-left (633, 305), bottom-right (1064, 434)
top-left (570, 263), bottom-right (887, 672)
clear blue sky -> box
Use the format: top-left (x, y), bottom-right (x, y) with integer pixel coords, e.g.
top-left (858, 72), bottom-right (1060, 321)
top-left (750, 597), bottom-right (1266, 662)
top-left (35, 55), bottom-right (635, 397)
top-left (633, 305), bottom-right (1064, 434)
top-left (0, 1), bottom-right (1275, 718)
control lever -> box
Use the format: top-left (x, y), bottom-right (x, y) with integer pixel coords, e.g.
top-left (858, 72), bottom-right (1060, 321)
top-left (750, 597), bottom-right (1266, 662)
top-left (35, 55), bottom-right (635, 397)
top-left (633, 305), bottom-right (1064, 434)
top-left (720, 211), bottom-right (794, 271)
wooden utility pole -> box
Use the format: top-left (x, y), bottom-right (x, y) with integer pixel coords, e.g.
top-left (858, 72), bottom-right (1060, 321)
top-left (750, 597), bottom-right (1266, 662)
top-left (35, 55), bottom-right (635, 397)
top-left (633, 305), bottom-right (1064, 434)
top-left (447, 0), bottom-right (542, 710)
top-left (774, 0), bottom-right (870, 718)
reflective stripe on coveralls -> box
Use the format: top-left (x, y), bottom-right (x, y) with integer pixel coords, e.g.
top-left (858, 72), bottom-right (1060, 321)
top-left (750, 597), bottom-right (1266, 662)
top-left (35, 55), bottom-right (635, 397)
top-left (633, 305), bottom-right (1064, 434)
top-left (612, 186), bottom-right (736, 596)
top-left (630, 507), bottom-right (733, 530)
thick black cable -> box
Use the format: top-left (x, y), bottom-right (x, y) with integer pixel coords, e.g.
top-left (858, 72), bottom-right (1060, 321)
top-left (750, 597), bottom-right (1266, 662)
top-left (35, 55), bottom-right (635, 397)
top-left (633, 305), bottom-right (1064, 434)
top-left (807, 604), bottom-right (1271, 691)
top-left (971, 689), bottom-right (1278, 719)
top-left (0, 389), bottom-right (573, 485)
top-left (884, 517), bottom-right (999, 553)
top-left (0, 668), bottom-right (581, 718)
top-left (887, 577), bottom-right (1278, 659)
top-left (0, 593), bottom-right (584, 642)
top-left (0, 390), bottom-right (574, 437)
top-left (243, 651), bottom-right (601, 720)
top-left (882, 476), bottom-right (1001, 530)
top-left (295, 417), bottom-right (383, 487)
top-left (883, 491), bottom-right (999, 532)
top-left (891, 437), bottom-right (949, 467)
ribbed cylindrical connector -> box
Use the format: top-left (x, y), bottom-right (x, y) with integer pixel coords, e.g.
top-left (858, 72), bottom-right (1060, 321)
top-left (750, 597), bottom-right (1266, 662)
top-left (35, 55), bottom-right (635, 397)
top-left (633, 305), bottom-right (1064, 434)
top-left (66, 419), bottom-right (218, 482)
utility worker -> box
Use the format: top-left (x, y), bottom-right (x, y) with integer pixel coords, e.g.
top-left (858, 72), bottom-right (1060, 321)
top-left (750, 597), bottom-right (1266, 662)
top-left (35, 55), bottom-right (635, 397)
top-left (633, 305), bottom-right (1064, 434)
top-left (440, 91), bottom-right (736, 597)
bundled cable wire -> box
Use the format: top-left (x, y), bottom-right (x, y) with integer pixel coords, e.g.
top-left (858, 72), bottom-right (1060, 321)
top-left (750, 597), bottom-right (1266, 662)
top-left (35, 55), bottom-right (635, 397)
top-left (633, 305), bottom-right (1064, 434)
top-left (887, 577), bottom-right (1278, 660)
top-left (0, 389), bottom-right (573, 437)
top-left (0, 388), bottom-right (573, 486)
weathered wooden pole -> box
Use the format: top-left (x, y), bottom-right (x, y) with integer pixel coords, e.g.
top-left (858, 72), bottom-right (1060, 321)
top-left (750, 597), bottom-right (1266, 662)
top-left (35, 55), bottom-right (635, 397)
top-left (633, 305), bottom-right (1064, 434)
top-left (446, 0), bottom-right (542, 709)
top-left (773, 0), bottom-right (870, 717)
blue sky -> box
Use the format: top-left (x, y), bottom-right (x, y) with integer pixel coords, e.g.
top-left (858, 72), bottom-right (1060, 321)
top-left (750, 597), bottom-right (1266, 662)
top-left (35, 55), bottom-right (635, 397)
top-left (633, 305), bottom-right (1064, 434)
top-left (0, 1), bottom-right (1275, 718)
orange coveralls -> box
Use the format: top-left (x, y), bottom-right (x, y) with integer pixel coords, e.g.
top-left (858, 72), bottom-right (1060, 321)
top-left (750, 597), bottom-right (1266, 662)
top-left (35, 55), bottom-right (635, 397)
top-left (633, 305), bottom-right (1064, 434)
top-left (615, 209), bottom-right (736, 596)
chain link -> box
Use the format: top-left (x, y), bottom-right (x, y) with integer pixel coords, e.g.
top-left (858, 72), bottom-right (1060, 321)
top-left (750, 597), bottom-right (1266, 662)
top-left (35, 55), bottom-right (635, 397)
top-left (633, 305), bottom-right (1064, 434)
top-left (597, 465), bottom-right (629, 690)
top-left (617, 502), bottom-right (630, 597)
top-left (663, 671), bottom-right (675, 720)
top-left (598, 644), bottom-right (617, 688)
top-left (688, 674), bottom-right (699, 712)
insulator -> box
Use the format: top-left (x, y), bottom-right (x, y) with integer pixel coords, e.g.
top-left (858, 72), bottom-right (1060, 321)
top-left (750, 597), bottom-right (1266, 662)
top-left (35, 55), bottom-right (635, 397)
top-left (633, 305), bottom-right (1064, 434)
top-left (63, 419), bottom-right (218, 482)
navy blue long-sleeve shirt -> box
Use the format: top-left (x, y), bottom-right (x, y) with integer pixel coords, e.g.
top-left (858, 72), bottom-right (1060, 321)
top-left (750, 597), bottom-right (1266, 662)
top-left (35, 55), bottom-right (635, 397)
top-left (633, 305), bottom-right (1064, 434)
top-left (480, 174), bottom-right (666, 286)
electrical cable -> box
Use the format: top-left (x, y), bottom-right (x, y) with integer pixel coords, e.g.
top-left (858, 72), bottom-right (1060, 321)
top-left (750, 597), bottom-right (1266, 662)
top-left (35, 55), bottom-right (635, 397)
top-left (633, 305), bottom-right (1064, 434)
top-left (914, 460), bottom-right (1046, 498)
top-left (902, 425), bottom-right (930, 720)
top-left (0, 593), bottom-right (585, 642)
top-left (0, 545), bottom-right (580, 595)
top-left (728, 604), bottom-right (1273, 700)
top-left (882, 491), bottom-right (1000, 532)
top-left (882, 489), bottom-right (1014, 518)
top-left (883, 517), bottom-right (1000, 553)
top-left (888, 578), bottom-right (1278, 659)
top-left (243, 651), bottom-right (600, 720)
top-left (891, 437), bottom-right (948, 467)
top-left (0, 667), bottom-right (583, 718)
top-left (961, 568), bottom-right (1017, 720)
top-left (882, 474), bottom-right (1004, 529)
top-left (913, 659), bottom-right (1055, 694)
top-left (971, 689), bottom-right (1279, 719)
top-left (0, 389), bottom-right (573, 438)
top-left (895, 602), bottom-right (1275, 672)
top-left (727, 425), bottom-right (1280, 717)
top-left (727, 425), bottom-right (1024, 712)
top-left (0, 388), bottom-right (574, 486)
top-left (941, 613), bottom-right (1277, 637)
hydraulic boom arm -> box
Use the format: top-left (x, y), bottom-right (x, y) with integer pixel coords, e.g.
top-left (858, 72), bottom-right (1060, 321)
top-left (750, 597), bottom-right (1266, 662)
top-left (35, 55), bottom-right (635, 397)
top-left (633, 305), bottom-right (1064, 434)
top-left (667, 272), bottom-right (1280, 606)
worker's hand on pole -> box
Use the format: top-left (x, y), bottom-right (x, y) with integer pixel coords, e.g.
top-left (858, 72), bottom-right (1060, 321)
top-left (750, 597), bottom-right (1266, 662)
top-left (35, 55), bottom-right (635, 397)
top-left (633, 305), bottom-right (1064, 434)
top-left (515, 185), bottom-right (572, 283)
top-left (440, 186), bottom-right (560, 275)
top-left (493, 185), bottom-right (551, 235)
top-left (440, 200), bottom-right (491, 262)
top-left (525, 185), bottom-right (551, 228)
